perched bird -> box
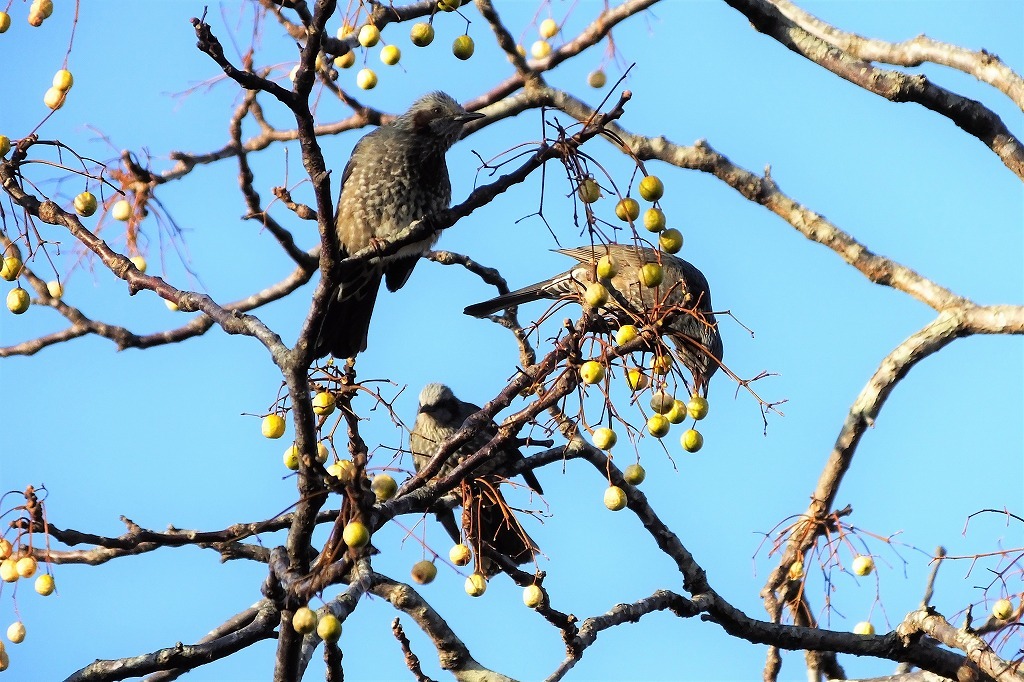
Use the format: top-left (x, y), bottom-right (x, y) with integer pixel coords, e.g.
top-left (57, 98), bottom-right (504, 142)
top-left (410, 383), bottom-right (542, 568)
top-left (311, 92), bottom-right (484, 359)
top-left (464, 244), bottom-right (724, 393)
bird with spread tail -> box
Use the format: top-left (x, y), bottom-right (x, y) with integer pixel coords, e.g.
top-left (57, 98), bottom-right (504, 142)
top-left (464, 244), bottom-right (724, 393)
top-left (311, 92), bottom-right (483, 359)
top-left (410, 383), bottom-right (542, 569)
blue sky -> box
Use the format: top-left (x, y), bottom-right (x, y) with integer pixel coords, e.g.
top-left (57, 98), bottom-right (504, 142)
top-left (1, 1), bottom-right (1022, 680)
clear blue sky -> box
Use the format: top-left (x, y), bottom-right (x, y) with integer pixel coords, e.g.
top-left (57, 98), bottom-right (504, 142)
top-left (1, 1), bottom-right (1022, 680)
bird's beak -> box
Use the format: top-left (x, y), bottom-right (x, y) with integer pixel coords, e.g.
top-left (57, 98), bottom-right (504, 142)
top-left (454, 111), bottom-right (485, 124)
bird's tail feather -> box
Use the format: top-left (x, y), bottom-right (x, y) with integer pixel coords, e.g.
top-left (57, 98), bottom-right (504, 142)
top-left (463, 283), bottom-right (554, 318)
top-left (468, 484), bottom-right (538, 574)
top-left (310, 270), bottom-right (382, 359)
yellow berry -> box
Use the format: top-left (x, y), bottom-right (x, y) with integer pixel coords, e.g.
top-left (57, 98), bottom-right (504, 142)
top-left (111, 199), bottom-right (132, 221)
top-left (0, 135), bottom-right (10, 157)
top-left (32, 0), bottom-right (53, 19)
top-left (46, 280), bottom-right (62, 299)
top-left (592, 427), bottom-right (617, 450)
top-left (465, 573), bottom-right (487, 597)
top-left (283, 445), bottom-right (300, 471)
top-left (6, 621), bottom-right (25, 644)
top-left (638, 175), bottom-right (664, 201)
top-left (681, 428), bottom-right (703, 453)
top-left (625, 368), bottom-right (649, 391)
top-left (411, 560), bottom-right (437, 585)
top-left (6, 288), bottom-right (29, 314)
top-left (788, 561), bottom-right (804, 580)
top-left (165, 299), bottom-right (179, 311)
top-left (530, 40), bottom-right (551, 59)
top-left (52, 69), bottom-right (74, 91)
top-left (437, 0), bottom-right (460, 11)
top-left (2, 257), bottom-right (22, 281)
top-left (992, 598), bottom-right (1013, 621)
top-left (452, 35), bottom-right (474, 60)
top-left (327, 460), bottom-right (356, 484)
top-left (317, 613), bottom-right (342, 642)
top-left (583, 282), bottom-right (608, 308)
top-left (649, 391), bottom-right (675, 414)
top-left (342, 521), bottom-right (370, 548)
top-left (659, 228), bottom-right (683, 254)
top-left (615, 197), bottom-right (640, 222)
top-left (853, 621), bottom-right (875, 636)
top-left (687, 395), bottom-right (709, 420)
top-left (410, 23), bottom-right (434, 47)
top-left (578, 177), bottom-right (601, 204)
top-left (650, 354), bottom-right (671, 375)
top-left (315, 442), bottom-right (329, 464)
top-left (34, 574), bottom-right (55, 596)
top-left (0, 560), bottom-right (17, 582)
top-left (643, 208), bottom-right (666, 233)
top-left (130, 255), bottom-right (147, 273)
top-left (336, 23), bottom-right (355, 39)
top-left (597, 254), bottom-right (617, 280)
top-left (0, 540), bottom-right (11, 560)
top-left (665, 399), bottom-right (687, 424)
top-left (292, 606), bottom-right (317, 634)
top-left (43, 87), bottom-right (66, 110)
top-left (334, 51), bottom-right (355, 69)
top-left (538, 18), bottom-right (558, 39)
top-left (851, 555), bottom-right (874, 577)
top-left (615, 324), bottom-right (638, 346)
top-left (623, 463), bottom-right (646, 485)
top-left (587, 69), bottom-right (606, 88)
top-left (358, 24), bottom-right (380, 48)
top-left (380, 45), bottom-right (401, 65)
top-left (638, 263), bottom-right (663, 287)
top-left (262, 414), bottom-right (286, 439)
top-left (312, 391), bottom-right (336, 416)
top-left (579, 360), bottom-right (605, 384)
top-left (523, 584), bottom-right (543, 608)
top-left (0, 12), bottom-right (10, 33)
top-left (74, 191), bottom-right (98, 216)
top-left (356, 68), bottom-right (377, 89)
top-left (646, 414), bottom-right (670, 438)
top-left (449, 544), bottom-right (471, 566)
top-left (371, 474), bottom-right (397, 502)
top-left (15, 556), bottom-right (36, 578)
top-left (603, 485), bottom-right (627, 511)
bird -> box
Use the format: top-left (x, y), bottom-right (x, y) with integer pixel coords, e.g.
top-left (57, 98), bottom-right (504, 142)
top-left (410, 383), bottom-right (542, 568)
top-left (464, 244), bottom-right (724, 393)
top-left (311, 92), bottom-right (484, 359)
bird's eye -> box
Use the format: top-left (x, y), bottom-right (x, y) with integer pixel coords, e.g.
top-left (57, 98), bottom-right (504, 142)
top-left (432, 106), bottom-right (442, 114)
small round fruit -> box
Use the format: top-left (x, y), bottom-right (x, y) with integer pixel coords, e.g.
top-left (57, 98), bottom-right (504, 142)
top-left (579, 360), bottom-right (605, 384)
top-left (410, 22), bottom-right (434, 47)
top-left (0, 540), bottom-right (11, 560)
top-left (523, 584), bottom-right (543, 608)
top-left (334, 51), bottom-right (356, 69)
top-left (15, 556), bottom-right (36, 578)
top-left (356, 68), bottom-right (377, 90)
top-left (587, 69), bottom-right (606, 88)
top-left (615, 197), bottom-right (640, 222)
top-left (625, 368), bottom-right (649, 391)
top-left (583, 282), bottom-right (608, 308)
top-left (165, 299), bottom-right (179, 311)
top-left (538, 18), bottom-right (558, 39)
top-left (452, 35), bottom-right (474, 60)
top-left (449, 544), bottom-right (471, 566)
top-left (380, 44), bottom-right (401, 65)
top-left (312, 391), bottom-right (336, 416)
top-left (262, 414), bottom-right (286, 439)
top-left (74, 191), bottom-right (98, 216)
top-left (650, 355), bottom-right (671, 375)
top-left (32, 0), bottom-right (53, 18)
top-left (337, 23), bottom-right (355, 39)
top-left (0, 12), bottom-right (10, 33)
top-left (327, 460), bottom-right (356, 483)
top-left (623, 463), bottom-right (646, 485)
top-left (665, 400), bottom-right (687, 424)
top-left (52, 69), bottom-right (74, 91)
top-left (371, 474), bottom-right (397, 502)
top-left (578, 178), bottom-right (601, 204)
top-left (44, 87), bottom-right (66, 110)
top-left (6, 288), bottom-right (29, 314)
top-left (603, 485), bottom-right (627, 511)
top-left (0, 135), bottom-right (10, 157)
top-left (643, 208), bottom-right (666, 233)
top-left (34, 574), bottom-right (55, 596)
top-left (315, 442), bottom-right (329, 465)
top-left (317, 613), bottom-right (342, 642)
top-left (530, 40), bottom-right (551, 59)
top-left (592, 427), bottom-right (617, 450)
top-left (647, 414), bottom-right (670, 438)
top-left (638, 175), bottom-right (664, 202)
top-left (659, 228), bottom-right (683, 254)
top-left (342, 521), bottom-right (370, 548)
top-left (465, 573), bottom-right (487, 597)
top-left (28, 10), bottom-right (44, 27)
top-left (615, 324), bottom-right (638, 346)
top-left (111, 199), bottom-right (132, 221)
top-left (649, 391), bottom-right (675, 414)
top-left (597, 254), bottom-right (617, 280)
top-left (6, 622), bottom-right (25, 644)
top-left (437, 0), bottom-right (459, 11)
top-left (46, 280), bottom-right (62, 299)
top-left (0, 560), bottom-right (17, 582)
top-left (853, 621), bottom-right (875, 636)
top-left (851, 555), bottom-right (874, 577)
top-left (411, 560), bottom-right (437, 585)
top-left (639, 263), bottom-right (663, 287)
top-left (292, 607), bottom-right (317, 634)
top-left (0, 256), bottom-right (21, 281)
top-left (358, 24), bottom-right (380, 47)
top-left (788, 561), bottom-right (804, 580)
top-left (283, 445), bottom-right (300, 471)
top-left (992, 598), bottom-right (1013, 621)
top-left (687, 395), bottom-right (709, 420)
top-left (681, 429), bottom-right (703, 453)
top-left (130, 255), bottom-right (147, 273)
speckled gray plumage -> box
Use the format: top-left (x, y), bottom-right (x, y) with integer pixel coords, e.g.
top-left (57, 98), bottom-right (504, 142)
top-left (464, 244), bottom-right (723, 392)
top-left (312, 92), bottom-right (482, 359)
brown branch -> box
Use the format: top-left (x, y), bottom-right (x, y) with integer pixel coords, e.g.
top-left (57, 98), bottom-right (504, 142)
top-left (896, 608), bottom-right (1024, 682)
